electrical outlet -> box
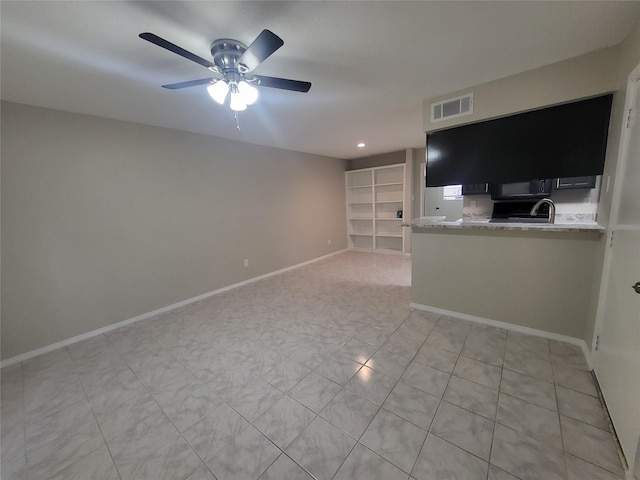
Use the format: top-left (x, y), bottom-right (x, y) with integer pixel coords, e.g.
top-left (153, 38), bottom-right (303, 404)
top-left (471, 200), bottom-right (477, 208)
top-left (243, 259), bottom-right (249, 267)
top-left (328, 239), bottom-right (332, 245)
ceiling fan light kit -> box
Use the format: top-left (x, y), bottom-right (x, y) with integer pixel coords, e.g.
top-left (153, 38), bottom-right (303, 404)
top-left (206, 78), bottom-right (258, 111)
top-left (140, 29), bottom-right (311, 116)
top-left (237, 81), bottom-right (259, 105)
top-left (207, 80), bottom-right (229, 104)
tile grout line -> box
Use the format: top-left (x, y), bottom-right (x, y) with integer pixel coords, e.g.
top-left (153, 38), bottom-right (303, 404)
top-left (84, 399), bottom-right (125, 480)
top-left (409, 321), bottom-right (497, 479)
top-left (20, 362), bottom-right (27, 480)
top-left (92, 333), bottom-right (206, 480)
top-left (485, 340), bottom-right (507, 480)
top-left (408, 325), bottom-right (461, 478)
top-left (327, 307), bottom-right (424, 479)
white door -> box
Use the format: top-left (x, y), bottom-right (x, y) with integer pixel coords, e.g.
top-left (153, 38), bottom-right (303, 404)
top-left (595, 70), bottom-right (640, 477)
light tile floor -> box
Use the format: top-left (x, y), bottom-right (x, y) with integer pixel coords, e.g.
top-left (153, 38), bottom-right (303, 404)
top-left (0, 251), bottom-right (625, 480)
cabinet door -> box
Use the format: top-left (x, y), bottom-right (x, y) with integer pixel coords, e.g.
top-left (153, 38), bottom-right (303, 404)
top-left (555, 176), bottom-right (597, 189)
top-left (462, 183), bottom-right (489, 195)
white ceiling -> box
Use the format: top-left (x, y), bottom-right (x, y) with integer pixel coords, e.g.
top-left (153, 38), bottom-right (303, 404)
top-left (2, 1), bottom-right (640, 159)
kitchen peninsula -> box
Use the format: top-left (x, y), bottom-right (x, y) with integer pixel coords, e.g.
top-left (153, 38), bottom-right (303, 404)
top-left (408, 218), bottom-right (605, 347)
top-left (417, 88), bottom-right (614, 350)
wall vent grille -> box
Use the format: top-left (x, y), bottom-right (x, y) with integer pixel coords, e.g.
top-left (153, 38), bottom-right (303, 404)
top-left (431, 93), bottom-right (473, 122)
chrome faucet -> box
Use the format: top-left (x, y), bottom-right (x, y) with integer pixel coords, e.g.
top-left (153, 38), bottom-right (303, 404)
top-left (530, 198), bottom-right (555, 224)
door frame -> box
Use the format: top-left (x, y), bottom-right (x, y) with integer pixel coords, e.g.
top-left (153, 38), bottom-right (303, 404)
top-left (592, 62), bottom-right (640, 359)
top-left (420, 162), bottom-right (426, 217)
top-left (592, 62), bottom-right (640, 477)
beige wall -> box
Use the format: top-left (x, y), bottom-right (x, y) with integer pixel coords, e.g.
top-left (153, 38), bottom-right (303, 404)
top-left (421, 19), bottom-right (640, 224)
top-left (421, 32), bottom-right (639, 228)
top-left (411, 229), bottom-right (602, 340)
top-left (418, 18), bottom-right (640, 349)
top-left (1, 102), bottom-right (347, 360)
top-left (423, 46), bottom-right (619, 133)
top-left (348, 150), bottom-right (405, 171)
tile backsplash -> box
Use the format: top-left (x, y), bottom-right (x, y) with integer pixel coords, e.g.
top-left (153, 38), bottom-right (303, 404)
top-left (462, 177), bottom-right (601, 223)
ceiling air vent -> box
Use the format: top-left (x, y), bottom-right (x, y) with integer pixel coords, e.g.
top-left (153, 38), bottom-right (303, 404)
top-left (431, 93), bottom-right (473, 122)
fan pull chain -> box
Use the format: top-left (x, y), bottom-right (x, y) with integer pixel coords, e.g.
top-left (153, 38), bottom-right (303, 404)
top-left (235, 111), bottom-right (241, 131)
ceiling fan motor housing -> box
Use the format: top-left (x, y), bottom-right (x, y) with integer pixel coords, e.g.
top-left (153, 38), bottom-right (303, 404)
top-left (210, 39), bottom-right (249, 77)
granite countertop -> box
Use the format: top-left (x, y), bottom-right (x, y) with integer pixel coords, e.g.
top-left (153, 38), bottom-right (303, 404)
top-left (405, 217), bottom-right (605, 233)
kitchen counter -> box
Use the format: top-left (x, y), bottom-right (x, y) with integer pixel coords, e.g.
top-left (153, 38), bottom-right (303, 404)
top-left (406, 217), bottom-right (605, 233)
top-left (409, 215), bottom-right (605, 342)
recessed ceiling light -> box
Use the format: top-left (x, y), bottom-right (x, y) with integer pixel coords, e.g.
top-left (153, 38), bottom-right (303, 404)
top-left (357, 143), bottom-right (366, 148)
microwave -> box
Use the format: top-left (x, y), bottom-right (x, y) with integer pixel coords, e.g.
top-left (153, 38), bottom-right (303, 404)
top-left (490, 179), bottom-right (553, 200)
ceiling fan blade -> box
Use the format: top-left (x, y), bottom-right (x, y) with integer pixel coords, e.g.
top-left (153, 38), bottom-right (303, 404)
top-left (161, 78), bottom-right (217, 90)
top-left (254, 75), bottom-right (311, 93)
top-left (237, 30), bottom-right (284, 73)
top-left (140, 32), bottom-right (216, 70)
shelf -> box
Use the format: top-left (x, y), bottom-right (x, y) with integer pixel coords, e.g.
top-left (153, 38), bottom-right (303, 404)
top-left (350, 247), bottom-right (375, 252)
top-left (348, 204), bottom-right (373, 219)
top-left (346, 164), bottom-right (405, 254)
top-left (346, 169), bottom-right (372, 189)
top-left (374, 248), bottom-right (404, 255)
top-left (375, 182), bottom-right (403, 187)
top-left (349, 216), bottom-right (373, 235)
top-left (374, 248), bottom-right (402, 255)
top-left (349, 235), bottom-right (374, 250)
top-left (374, 166), bottom-right (404, 186)
top-left (375, 235), bottom-right (403, 253)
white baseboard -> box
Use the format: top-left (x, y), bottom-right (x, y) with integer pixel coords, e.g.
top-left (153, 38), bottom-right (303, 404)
top-left (1, 249), bottom-right (348, 369)
top-left (410, 302), bottom-right (593, 370)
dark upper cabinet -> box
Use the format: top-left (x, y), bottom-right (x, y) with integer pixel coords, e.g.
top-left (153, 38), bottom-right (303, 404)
top-left (462, 183), bottom-right (489, 195)
top-left (426, 95), bottom-right (612, 187)
top-left (555, 176), bottom-right (597, 190)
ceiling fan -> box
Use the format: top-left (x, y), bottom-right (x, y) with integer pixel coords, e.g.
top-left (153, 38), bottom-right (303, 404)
top-left (139, 29), bottom-right (311, 113)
